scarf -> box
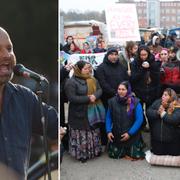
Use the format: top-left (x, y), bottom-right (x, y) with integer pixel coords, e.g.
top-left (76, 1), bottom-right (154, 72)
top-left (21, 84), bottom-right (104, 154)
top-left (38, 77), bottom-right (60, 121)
top-left (116, 83), bottom-right (135, 117)
top-left (73, 65), bottom-right (105, 126)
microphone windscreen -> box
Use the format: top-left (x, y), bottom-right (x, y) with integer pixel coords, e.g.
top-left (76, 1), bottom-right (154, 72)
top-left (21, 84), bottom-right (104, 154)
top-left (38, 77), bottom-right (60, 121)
top-left (13, 64), bottom-right (24, 76)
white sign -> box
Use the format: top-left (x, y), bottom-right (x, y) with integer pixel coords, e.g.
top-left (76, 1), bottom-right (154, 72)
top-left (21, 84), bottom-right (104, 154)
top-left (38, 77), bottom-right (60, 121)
top-left (105, 3), bottom-right (140, 42)
top-left (68, 52), bottom-right (106, 69)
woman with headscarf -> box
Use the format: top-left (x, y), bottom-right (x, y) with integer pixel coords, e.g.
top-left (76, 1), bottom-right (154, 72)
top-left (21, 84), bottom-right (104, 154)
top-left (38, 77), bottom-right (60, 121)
top-left (65, 61), bottom-right (105, 163)
top-left (106, 81), bottom-right (145, 160)
top-left (147, 88), bottom-right (180, 155)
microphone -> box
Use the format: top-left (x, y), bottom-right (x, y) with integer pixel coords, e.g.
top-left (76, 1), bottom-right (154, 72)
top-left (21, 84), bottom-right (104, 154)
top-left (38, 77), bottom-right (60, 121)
top-left (13, 64), bottom-right (48, 82)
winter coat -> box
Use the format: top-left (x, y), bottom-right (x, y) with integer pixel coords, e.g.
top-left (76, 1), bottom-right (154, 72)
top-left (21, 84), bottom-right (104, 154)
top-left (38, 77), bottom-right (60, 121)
top-left (147, 99), bottom-right (180, 143)
top-left (95, 55), bottom-right (129, 108)
top-left (130, 54), bottom-right (161, 106)
top-left (65, 76), bottom-right (102, 130)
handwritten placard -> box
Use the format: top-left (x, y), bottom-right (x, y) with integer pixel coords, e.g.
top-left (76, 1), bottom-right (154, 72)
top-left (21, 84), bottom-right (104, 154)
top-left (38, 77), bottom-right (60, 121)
top-left (105, 3), bottom-right (140, 42)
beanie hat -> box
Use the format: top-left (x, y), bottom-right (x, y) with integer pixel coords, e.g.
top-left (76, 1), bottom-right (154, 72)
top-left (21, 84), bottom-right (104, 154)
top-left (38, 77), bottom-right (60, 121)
top-left (106, 47), bottom-right (118, 56)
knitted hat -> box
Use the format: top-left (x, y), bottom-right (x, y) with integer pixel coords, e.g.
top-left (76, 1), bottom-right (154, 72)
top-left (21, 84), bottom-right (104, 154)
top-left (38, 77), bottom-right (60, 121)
top-left (106, 47), bottom-right (118, 56)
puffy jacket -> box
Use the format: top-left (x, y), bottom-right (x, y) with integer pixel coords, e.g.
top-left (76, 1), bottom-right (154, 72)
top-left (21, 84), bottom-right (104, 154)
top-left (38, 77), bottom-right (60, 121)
top-left (130, 54), bottom-right (161, 105)
top-left (95, 55), bottom-right (129, 108)
top-left (147, 99), bottom-right (180, 143)
top-left (65, 76), bottom-right (102, 130)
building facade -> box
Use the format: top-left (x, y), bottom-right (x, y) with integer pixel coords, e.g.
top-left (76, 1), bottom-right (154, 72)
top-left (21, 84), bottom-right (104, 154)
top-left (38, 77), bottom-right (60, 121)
top-left (136, 0), bottom-right (180, 28)
top-left (117, 0), bottom-right (180, 28)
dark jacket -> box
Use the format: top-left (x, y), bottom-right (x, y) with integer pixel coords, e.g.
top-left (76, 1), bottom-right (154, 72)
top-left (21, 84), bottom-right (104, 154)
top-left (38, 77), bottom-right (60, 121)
top-left (0, 82), bottom-right (57, 179)
top-left (95, 55), bottom-right (129, 108)
top-left (130, 54), bottom-right (160, 106)
top-left (147, 99), bottom-right (180, 143)
top-left (65, 76), bottom-right (102, 130)
top-left (107, 96), bottom-right (143, 146)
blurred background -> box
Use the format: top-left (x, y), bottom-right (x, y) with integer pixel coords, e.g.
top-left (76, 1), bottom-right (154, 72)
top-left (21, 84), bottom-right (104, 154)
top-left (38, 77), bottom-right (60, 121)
top-left (0, 0), bottom-right (58, 109)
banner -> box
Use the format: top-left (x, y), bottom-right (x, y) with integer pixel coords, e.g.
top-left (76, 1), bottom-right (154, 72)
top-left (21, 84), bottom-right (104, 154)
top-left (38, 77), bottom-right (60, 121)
top-left (60, 51), bottom-right (70, 64)
top-left (68, 52), bottom-right (106, 69)
top-left (105, 3), bottom-right (140, 42)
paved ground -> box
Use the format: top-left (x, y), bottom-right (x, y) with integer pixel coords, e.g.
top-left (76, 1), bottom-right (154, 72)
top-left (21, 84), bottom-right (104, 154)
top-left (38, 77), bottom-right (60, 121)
top-left (60, 132), bottom-right (180, 180)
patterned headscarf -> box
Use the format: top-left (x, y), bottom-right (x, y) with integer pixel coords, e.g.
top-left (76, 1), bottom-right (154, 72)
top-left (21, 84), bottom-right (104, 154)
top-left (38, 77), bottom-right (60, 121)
top-left (116, 81), bottom-right (135, 117)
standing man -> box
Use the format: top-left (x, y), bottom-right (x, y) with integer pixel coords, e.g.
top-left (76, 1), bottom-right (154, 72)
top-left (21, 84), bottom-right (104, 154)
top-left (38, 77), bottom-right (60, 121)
top-left (0, 27), bottom-right (57, 179)
top-left (95, 48), bottom-right (129, 109)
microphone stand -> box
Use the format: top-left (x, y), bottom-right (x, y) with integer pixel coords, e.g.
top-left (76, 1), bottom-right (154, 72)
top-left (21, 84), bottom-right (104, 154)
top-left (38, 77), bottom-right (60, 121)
top-left (36, 80), bottom-right (51, 180)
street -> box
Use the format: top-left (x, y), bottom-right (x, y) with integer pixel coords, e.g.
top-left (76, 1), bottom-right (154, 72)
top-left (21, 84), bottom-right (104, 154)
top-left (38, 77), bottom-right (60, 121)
top-left (60, 132), bottom-right (180, 180)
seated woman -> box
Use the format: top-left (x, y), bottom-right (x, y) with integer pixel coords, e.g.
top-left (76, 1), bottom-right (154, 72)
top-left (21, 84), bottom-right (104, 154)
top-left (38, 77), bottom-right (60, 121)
top-left (147, 88), bottom-right (180, 156)
top-left (106, 81), bottom-right (145, 160)
top-left (65, 61), bottom-right (105, 163)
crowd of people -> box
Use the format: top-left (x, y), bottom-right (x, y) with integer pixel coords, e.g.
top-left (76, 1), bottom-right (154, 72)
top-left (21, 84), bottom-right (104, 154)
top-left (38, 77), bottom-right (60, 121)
top-left (60, 31), bottom-right (180, 167)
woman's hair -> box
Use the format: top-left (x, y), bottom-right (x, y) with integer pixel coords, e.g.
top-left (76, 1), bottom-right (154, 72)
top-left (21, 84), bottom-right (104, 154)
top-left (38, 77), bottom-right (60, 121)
top-left (137, 45), bottom-right (151, 60)
top-left (163, 88), bottom-right (179, 114)
top-left (119, 81), bottom-right (129, 90)
top-left (70, 42), bottom-right (80, 52)
top-left (119, 81), bottom-right (132, 96)
top-left (125, 41), bottom-right (137, 59)
top-left (75, 61), bottom-right (88, 71)
top-left (164, 88), bottom-right (178, 102)
top-left (75, 61), bottom-right (86, 71)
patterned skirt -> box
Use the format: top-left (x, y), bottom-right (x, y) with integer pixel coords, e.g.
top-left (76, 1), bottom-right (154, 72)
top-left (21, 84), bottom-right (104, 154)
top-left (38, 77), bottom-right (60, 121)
top-left (69, 127), bottom-right (102, 160)
top-left (108, 139), bottom-right (145, 159)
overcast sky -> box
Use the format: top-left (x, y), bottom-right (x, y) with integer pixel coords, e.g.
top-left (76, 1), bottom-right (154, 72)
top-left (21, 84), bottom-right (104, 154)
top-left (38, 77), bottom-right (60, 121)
top-left (60, 0), bottom-right (179, 12)
top-left (60, 0), bottom-right (117, 12)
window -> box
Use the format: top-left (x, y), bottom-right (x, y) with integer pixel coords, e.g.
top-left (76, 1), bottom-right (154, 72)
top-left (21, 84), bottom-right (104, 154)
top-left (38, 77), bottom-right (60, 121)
top-left (177, 16), bottom-right (180, 24)
top-left (138, 9), bottom-right (142, 14)
top-left (171, 16), bottom-right (176, 22)
top-left (171, 9), bottom-right (176, 14)
top-left (166, 9), bottom-right (170, 13)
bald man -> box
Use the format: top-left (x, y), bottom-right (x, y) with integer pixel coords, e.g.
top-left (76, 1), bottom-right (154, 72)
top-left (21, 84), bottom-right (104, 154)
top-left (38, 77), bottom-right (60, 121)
top-left (0, 27), bottom-right (58, 179)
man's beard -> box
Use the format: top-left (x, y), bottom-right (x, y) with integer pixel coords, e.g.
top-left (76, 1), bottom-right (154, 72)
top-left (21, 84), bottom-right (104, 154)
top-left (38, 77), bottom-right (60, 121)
top-left (0, 73), bottom-right (13, 85)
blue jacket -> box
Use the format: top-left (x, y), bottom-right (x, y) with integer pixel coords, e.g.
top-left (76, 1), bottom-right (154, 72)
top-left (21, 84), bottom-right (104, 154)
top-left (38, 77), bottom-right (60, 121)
top-left (0, 82), bottom-right (58, 179)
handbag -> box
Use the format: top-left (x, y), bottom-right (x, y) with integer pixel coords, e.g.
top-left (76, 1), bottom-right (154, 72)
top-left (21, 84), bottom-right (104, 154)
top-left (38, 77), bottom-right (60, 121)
top-left (87, 100), bottom-right (106, 127)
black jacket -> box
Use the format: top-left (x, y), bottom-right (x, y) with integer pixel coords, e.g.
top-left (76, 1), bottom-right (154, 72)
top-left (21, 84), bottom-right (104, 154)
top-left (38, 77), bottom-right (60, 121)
top-left (130, 54), bottom-right (160, 105)
top-left (147, 99), bottom-right (180, 143)
top-left (95, 55), bottom-right (129, 108)
top-left (65, 76), bottom-right (102, 130)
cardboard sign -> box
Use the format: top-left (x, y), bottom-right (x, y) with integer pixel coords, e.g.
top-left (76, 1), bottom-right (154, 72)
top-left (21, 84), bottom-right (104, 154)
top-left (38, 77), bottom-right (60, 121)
top-left (105, 3), bottom-right (140, 42)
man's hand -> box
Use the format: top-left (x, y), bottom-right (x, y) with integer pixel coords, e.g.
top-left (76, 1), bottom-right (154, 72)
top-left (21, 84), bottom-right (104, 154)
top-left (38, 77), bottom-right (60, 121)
top-left (107, 132), bottom-right (114, 142)
top-left (121, 133), bottom-right (130, 142)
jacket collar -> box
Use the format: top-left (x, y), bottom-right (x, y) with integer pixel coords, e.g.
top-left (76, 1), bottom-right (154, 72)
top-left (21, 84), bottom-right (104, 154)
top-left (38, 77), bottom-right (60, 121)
top-left (3, 82), bottom-right (18, 107)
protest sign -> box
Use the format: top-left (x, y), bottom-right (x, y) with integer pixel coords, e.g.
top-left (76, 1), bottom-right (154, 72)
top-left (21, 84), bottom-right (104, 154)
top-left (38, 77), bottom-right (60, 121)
top-left (68, 52), bottom-right (106, 69)
top-left (105, 3), bottom-right (140, 42)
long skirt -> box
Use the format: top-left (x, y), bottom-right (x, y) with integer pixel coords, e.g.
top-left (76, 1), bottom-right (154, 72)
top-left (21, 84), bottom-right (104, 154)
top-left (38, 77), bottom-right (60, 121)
top-left (108, 139), bottom-right (145, 159)
top-left (69, 127), bottom-right (102, 160)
